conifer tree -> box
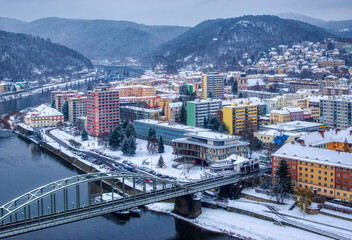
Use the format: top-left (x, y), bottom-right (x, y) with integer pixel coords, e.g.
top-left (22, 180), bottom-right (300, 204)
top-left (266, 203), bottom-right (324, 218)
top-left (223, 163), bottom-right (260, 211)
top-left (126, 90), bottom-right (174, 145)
top-left (81, 129), bottom-right (88, 141)
top-left (180, 103), bottom-right (187, 124)
top-left (147, 128), bottom-right (158, 154)
top-left (109, 125), bottom-right (121, 149)
top-left (272, 159), bottom-right (293, 203)
top-left (62, 101), bottom-right (69, 120)
top-left (158, 136), bottom-right (164, 153)
top-left (157, 155), bottom-right (165, 168)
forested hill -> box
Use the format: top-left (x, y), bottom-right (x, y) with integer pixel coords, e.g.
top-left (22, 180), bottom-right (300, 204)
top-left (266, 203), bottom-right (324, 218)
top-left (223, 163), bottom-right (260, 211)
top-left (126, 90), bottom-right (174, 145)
top-left (153, 15), bottom-right (334, 70)
top-left (0, 30), bottom-right (93, 80)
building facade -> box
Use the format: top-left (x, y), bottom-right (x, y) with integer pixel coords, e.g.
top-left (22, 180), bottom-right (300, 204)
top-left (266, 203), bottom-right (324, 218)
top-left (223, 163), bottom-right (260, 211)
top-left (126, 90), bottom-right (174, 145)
top-left (272, 143), bottom-right (352, 201)
top-left (68, 95), bottom-right (87, 123)
top-left (120, 106), bottom-right (160, 122)
top-left (164, 102), bottom-right (182, 122)
top-left (86, 88), bottom-right (120, 136)
top-left (201, 73), bottom-right (224, 99)
top-left (187, 99), bottom-right (222, 127)
top-left (24, 104), bottom-right (64, 128)
top-left (223, 103), bottom-right (258, 135)
top-left (173, 132), bottom-right (249, 164)
top-left (320, 96), bottom-right (352, 129)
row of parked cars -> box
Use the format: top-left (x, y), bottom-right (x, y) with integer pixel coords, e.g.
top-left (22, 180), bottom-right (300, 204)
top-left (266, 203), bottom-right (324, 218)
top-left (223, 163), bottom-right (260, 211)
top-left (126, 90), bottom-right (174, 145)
top-left (90, 149), bottom-right (121, 161)
top-left (123, 160), bottom-right (177, 181)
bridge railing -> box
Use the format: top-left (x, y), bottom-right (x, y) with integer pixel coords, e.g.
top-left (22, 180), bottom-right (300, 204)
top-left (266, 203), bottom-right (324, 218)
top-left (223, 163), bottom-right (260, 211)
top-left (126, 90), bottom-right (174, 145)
top-left (0, 172), bottom-right (183, 228)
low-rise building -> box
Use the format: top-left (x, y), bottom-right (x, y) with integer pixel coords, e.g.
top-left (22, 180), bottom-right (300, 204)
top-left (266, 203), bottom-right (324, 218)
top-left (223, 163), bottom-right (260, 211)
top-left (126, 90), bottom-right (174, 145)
top-left (134, 119), bottom-right (209, 145)
top-left (272, 143), bottom-right (352, 200)
top-left (24, 104), bottom-right (64, 128)
top-left (173, 131), bottom-right (249, 164)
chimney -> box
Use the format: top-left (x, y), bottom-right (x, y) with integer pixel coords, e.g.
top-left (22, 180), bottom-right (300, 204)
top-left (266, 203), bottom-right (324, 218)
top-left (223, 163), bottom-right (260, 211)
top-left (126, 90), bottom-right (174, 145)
top-left (350, 130), bottom-right (352, 136)
top-left (335, 129), bottom-right (341, 134)
top-left (319, 130), bottom-right (324, 138)
top-left (291, 141), bottom-right (294, 144)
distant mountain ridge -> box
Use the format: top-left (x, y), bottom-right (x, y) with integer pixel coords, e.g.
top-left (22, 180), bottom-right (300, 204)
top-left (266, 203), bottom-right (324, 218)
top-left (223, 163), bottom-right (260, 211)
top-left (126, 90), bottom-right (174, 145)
top-left (154, 15), bottom-right (334, 70)
top-left (0, 17), bottom-right (190, 62)
top-left (277, 12), bottom-right (352, 38)
top-left (0, 30), bottom-right (93, 80)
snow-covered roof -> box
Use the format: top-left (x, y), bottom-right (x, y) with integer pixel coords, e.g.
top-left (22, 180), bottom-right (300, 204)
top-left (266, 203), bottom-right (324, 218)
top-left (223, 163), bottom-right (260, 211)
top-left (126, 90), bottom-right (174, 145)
top-left (186, 131), bottom-right (239, 141)
top-left (247, 78), bottom-right (265, 87)
top-left (169, 102), bottom-right (182, 108)
top-left (273, 143), bottom-right (352, 167)
top-left (299, 127), bottom-right (352, 145)
top-left (26, 104), bottom-right (63, 118)
top-left (262, 121), bottom-right (324, 132)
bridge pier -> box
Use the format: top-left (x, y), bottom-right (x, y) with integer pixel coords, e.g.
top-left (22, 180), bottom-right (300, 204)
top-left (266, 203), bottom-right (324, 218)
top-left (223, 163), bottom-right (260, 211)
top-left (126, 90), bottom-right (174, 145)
top-left (172, 194), bottom-right (202, 219)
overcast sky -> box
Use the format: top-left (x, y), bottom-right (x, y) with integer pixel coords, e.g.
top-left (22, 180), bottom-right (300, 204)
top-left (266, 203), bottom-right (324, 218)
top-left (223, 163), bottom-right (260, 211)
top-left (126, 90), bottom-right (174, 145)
top-left (0, 0), bottom-right (351, 26)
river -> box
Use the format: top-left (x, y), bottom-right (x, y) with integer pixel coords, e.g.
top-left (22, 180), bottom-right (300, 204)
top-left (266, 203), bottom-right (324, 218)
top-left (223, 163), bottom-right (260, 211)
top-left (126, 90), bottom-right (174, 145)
top-left (0, 85), bottom-right (232, 240)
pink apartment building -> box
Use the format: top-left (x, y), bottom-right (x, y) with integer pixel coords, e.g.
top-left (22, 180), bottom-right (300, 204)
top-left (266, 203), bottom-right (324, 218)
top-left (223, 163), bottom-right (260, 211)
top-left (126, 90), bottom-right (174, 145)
top-left (87, 88), bottom-right (120, 136)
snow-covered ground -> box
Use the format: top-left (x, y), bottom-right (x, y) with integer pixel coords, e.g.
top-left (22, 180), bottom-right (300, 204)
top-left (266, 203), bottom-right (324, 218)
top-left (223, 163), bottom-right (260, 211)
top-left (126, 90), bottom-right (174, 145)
top-left (237, 188), bottom-right (352, 239)
top-left (50, 129), bottom-right (206, 181)
top-left (147, 202), bottom-right (332, 240)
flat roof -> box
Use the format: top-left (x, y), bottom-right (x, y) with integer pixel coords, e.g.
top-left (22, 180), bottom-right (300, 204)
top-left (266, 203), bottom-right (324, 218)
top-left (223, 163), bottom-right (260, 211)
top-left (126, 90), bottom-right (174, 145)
top-left (172, 137), bottom-right (248, 149)
top-left (262, 121), bottom-right (324, 131)
top-left (186, 131), bottom-right (239, 141)
top-left (134, 119), bottom-right (210, 133)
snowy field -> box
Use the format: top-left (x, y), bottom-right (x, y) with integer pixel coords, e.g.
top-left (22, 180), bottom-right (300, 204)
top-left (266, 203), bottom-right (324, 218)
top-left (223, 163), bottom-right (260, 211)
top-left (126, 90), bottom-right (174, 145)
top-left (147, 202), bottom-right (332, 240)
top-left (50, 129), bottom-right (206, 180)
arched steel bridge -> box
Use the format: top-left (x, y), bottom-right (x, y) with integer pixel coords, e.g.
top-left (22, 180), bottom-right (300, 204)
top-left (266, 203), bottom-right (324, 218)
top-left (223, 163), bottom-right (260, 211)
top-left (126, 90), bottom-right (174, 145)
top-left (0, 172), bottom-right (250, 239)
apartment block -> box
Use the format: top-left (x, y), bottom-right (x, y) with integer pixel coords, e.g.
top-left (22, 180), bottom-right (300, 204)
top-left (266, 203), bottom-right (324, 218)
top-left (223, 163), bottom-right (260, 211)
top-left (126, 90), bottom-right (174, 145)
top-left (223, 103), bottom-right (258, 135)
top-left (187, 99), bottom-right (222, 127)
top-left (201, 73), bottom-right (224, 99)
top-left (320, 96), bottom-right (352, 129)
top-left (164, 102), bottom-right (182, 122)
top-left (86, 87), bottom-right (120, 136)
top-left (68, 95), bottom-right (87, 123)
top-left (50, 90), bottom-right (78, 106)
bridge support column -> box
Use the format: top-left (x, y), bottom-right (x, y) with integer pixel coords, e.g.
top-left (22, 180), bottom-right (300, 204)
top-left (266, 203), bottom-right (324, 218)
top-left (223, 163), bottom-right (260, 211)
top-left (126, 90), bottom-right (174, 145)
top-left (173, 194), bottom-right (202, 219)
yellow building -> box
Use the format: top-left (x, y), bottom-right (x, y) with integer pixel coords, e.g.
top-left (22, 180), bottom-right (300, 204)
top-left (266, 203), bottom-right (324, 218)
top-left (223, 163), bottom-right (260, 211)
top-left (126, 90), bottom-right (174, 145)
top-left (304, 107), bottom-right (320, 122)
top-left (270, 109), bottom-right (290, 124)
top-left (164, 102), bottom-right (182, 122)
top-left (223, 103), bottom-right (258, 135)
top-left (201, 73), bottom-right (224, 99)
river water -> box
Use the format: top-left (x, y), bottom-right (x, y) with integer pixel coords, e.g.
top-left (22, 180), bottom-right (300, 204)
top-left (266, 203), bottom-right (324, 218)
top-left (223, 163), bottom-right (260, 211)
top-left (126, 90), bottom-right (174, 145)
top-left (0, 85), bottom-right (232, 240)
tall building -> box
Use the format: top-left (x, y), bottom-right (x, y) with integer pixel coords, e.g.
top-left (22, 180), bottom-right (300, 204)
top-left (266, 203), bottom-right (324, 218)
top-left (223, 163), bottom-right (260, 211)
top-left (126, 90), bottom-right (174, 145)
top-left (68, 95), bottom-right (87, 123)
top-left (201, 73), bottom-right (224, 99)
top-left (187, 99), bottom-right (222, 127)
top-left (87, 87), bottom-right (120, 136)
top-left (223, 103), bottom-right (258, 135)
top-left (320, 96), bottom-right (352, 129)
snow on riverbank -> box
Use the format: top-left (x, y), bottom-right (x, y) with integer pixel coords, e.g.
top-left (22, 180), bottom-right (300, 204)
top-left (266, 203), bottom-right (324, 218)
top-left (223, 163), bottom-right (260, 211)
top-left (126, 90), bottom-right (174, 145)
top-left (147, 202), bottom-right (332, 240)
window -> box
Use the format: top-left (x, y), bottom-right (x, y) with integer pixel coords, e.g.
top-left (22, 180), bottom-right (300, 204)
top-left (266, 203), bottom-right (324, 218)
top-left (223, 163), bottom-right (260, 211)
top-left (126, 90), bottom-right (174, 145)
top-left (337, 174), bottom-right (340, 177)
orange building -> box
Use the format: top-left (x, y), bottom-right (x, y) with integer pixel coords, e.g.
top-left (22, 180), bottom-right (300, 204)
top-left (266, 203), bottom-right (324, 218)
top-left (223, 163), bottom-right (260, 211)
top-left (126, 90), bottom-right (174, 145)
top-left (272, 143), bottom-right (352, 201)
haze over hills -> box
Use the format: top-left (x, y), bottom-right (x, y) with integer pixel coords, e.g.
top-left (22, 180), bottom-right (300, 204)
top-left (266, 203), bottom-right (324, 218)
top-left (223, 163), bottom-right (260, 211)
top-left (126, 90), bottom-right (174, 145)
top-left (153, 15), bottom-right (334, 70)
top-left (0, 30), bottom-right (93, 80)
top-left (277, 12), bottom-right (352, 38)
top-left (0, 17), bottom-right (190, 62)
